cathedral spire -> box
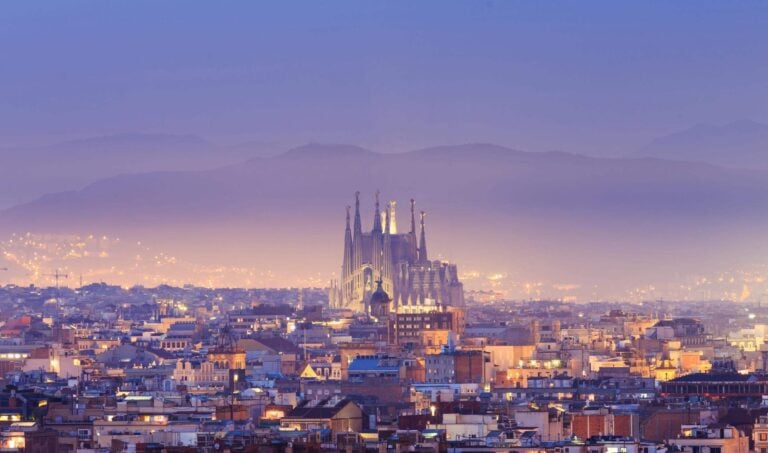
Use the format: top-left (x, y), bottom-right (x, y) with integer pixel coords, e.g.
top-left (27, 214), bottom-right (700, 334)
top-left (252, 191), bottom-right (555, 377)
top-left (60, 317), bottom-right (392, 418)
top-left (419, 211), bottom-right (428, 263)
top-left (372, 190), bottom-right (382, 233)
top-left (353, 191), bottom-right (362, 238)
top-left (342, 205), bottom-right (353, 305)
top-left (345, 205), bottom-right (351, 232)
top-left (388, 201), bottom-right (397, 234)
top-left (344, 206), bottom-right (353, 253)
top-left (384, 202), bottom-right (391, 235)
top-left (410, 198), bottom-right (416, 235)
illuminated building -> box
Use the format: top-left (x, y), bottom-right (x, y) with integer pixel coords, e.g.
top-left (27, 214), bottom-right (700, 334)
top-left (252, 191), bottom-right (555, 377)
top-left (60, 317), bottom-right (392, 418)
top-left (668, 424), bottom-right (749, 453)
top-left (752, 415), bottom-right (768, 453)
top-left (207, 325), bottom-right (246, 390)
top-left (390, 301), bottom-right (465, 350)
top-left (172, 359), bottom-right (229, 389)
top-left (660, 372), bottom-right (768, 399)
top-left (280, 398), bottom-right (364, 433)
top-left (332, 192), bottom-right (464, 313)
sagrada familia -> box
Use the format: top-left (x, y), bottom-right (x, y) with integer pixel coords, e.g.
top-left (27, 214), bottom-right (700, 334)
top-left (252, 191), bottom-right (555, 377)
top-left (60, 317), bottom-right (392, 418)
top-left (329, 192), bottom-right (464, 313)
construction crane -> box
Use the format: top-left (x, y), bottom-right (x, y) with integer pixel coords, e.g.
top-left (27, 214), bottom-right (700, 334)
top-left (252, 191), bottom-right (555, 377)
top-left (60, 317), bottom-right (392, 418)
top-left (44, 269), bottom-right (69, 311)
top-left (45, 269), bottom-right (69, 289)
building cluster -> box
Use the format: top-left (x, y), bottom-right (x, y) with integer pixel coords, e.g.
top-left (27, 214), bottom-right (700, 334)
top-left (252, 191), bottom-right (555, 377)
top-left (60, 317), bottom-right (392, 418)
top-left (3, 281), bottom-right (768, 452)
top-left (2, 203), bottom-right (768, 452)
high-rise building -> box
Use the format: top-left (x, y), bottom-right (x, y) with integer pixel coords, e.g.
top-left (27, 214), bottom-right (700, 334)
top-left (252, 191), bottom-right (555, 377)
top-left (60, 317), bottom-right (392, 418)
top-left (332, 192), bottom-right (464, 313)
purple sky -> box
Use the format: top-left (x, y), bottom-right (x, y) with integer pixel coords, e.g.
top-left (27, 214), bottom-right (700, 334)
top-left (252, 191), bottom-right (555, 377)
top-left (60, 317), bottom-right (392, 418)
top-left (1, 1), bottom-right (767, 154)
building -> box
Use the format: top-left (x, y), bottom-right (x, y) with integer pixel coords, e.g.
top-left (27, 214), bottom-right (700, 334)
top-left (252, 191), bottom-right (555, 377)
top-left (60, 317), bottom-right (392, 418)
top-left (584, 436), bottom-right (662, 453)
top-left (208, 326), bottom-right (246, 371)
top-left (667, 424), bottom-right (749, 453)
top-left (661, 372), bottom-right (768, 399)
top-left (425, 350), bottom-right (486, 384)
top-left (391, 306), bottom-right (463, 348)
top-left (172, 359), bottom-right (229, 389)
top-left (427, 413), bottom-right (499, 441)
top-left (333, 192), bottom-right (464, 312)
top-left (753, 415), bottom-right (768, 453)
top-left (0, 422), bottom-right (58, 452)
top-left (571, 409), bottom-right (640, 440)
top-left (649, 318), bottom-right (709, 347)
top-left (347, 354), bottom-right (405, 380)
top-left (280, 398), bottom-right (364, 434)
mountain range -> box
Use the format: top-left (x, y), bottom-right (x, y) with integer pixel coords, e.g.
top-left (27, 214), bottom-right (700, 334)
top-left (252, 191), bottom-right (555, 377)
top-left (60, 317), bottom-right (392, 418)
top-left (636, 119), bottom-right (768, 169)
top-left (0, 133), bottom-right (278, 209)
top-left (2, 141), bottom-right (768, 300)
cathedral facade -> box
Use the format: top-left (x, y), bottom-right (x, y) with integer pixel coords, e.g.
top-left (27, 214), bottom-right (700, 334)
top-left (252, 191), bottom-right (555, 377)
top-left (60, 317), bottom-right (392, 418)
top-left (330, 192), bottom-right (464, 313)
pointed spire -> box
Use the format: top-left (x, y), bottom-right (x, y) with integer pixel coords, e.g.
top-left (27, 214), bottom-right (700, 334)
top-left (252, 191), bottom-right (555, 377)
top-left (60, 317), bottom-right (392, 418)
top-left (372, 190), bottom-right (382, 233)
top-left (383, 204), bottom-right (392, 286)
top-left (342, 206), bottom-right (353, 307)
top-left (353, 191), bottom-right (362, 238)
top-left (419, 210), bottom-right (428, 263)
top-left (345, 205), bottom-right (351, 232)
top-left (384, 201), bottom-right (391, 235)
top-left (388, 201), bottom-right (397, 234)
top-left (344, 205), bottom-right (353, 254)
top-left (410, 198), bottom-right (416, 235)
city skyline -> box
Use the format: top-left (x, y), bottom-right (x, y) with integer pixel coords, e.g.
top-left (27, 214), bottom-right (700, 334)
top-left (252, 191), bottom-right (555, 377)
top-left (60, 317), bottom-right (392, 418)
top-left (1, 1), bottom-right (768, 301)
top-left (3, 3), bottom-right (768, 452)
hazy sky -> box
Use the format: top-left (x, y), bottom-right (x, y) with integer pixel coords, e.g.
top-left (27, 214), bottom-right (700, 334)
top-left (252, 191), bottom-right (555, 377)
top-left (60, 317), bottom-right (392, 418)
top-left (2, 1), bottom-right (767, 154)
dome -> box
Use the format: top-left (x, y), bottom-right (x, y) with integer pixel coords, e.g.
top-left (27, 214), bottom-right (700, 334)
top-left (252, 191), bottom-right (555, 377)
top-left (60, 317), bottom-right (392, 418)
top-left (369, 279), bottom-right (392, 318)
top-left (369, 279), bottom-right (391, 306)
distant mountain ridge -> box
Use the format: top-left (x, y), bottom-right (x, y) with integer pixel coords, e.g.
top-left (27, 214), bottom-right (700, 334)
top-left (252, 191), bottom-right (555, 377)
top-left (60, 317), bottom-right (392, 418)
top-left (0, 133), bottom-right (279, 209)
top-left (4, 142), bottom-right (763, 228)
top-left (3, 141), bottom-right (768, 299)
top-left (636, 119), bottom-right (768, 169)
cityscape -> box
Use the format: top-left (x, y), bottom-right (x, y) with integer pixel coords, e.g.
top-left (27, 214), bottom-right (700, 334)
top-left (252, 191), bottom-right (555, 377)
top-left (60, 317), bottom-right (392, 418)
top-left (2, 2), bottom-right (768, 452)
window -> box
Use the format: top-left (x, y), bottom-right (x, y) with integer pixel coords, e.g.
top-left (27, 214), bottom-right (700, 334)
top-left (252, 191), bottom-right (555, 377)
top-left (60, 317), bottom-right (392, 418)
top-left (760, 434), bottom-right (768, 442)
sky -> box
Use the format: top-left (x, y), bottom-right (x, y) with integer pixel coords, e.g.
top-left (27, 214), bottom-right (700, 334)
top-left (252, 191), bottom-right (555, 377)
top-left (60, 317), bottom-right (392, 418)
top-left (1, 1), bottom-right (767, 154)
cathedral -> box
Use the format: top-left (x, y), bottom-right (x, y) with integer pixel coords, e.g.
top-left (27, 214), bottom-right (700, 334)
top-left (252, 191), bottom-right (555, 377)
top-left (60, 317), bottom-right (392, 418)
top-left (329, 192), bottom-right (464, 313)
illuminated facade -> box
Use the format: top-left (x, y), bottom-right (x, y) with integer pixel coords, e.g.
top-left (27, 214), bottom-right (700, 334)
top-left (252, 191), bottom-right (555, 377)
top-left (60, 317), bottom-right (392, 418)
top-left (332, 192), bottom-right (464, 313)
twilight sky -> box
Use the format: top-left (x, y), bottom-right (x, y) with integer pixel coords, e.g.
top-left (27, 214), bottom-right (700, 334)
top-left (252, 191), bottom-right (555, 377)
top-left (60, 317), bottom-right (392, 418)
top-left (2, 1), bottom-right (767, 154)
